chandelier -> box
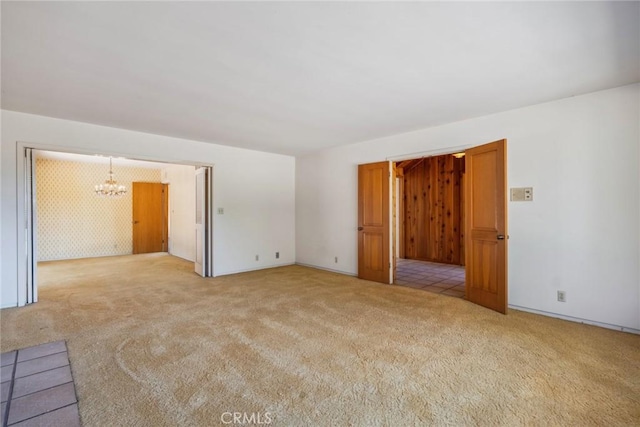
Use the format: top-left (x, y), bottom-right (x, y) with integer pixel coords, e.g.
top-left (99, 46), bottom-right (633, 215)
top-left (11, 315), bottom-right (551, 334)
top-left (94, 157), bottom-right (127, 197)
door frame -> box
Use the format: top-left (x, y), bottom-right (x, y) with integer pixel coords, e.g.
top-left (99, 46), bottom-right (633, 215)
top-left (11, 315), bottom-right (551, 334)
top-left (15, 141), bottom-right (215, 306)
top-left (375, 141), bottom-right (508, 309)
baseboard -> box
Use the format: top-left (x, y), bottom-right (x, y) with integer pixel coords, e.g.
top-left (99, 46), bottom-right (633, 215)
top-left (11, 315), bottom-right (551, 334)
top-left (167, 253), bottom-right (195, 263)
top-left (250, 263), bottom-right (640, 335)
top-left (0, 303), bottom-right (18, 309)
top-left (295, 262), bottom-right (357, 277)
top-left (509, 304), bottom-right (640, 335)
top-left (215, 263), bottom-right (296, 277)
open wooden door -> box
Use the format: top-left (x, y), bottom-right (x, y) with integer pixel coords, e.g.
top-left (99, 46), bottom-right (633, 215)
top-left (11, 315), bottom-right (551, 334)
top-left (396, 166), bottom-right (405, 260)
top-left (132, 182), bottom-right (168, 254)
top-left (358, 161), bottom-right (392, 284)
top-left (465, 139), bottom-right (508, 313)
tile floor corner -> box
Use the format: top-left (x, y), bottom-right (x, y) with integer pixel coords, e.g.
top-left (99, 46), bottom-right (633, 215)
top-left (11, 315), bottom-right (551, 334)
top-left (1, 341), bottom-right (81, 427)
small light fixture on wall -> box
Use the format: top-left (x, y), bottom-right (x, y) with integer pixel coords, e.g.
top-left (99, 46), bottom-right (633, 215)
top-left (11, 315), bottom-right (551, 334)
top-left (452, 152), bottom-right (465, 159)
top-left (95, 157), bottom-right (127, 197)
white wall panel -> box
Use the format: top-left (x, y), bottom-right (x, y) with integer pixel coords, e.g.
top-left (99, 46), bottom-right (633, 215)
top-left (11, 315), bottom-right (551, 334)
top-left (1, 111), bottom-right (295, 307)
top-left (296, 84), bottom-right (640, 330)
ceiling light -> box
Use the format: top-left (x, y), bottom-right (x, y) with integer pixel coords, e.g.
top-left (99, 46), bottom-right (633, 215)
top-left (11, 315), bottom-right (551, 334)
top-left (94, 157), bottom-right (127, 197)
top-left (452, 152), bottom-right (465, 159)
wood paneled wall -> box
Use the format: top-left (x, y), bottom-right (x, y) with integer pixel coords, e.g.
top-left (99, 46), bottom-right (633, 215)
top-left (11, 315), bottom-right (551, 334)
top-left (402, 155), bottom-right (465, 265)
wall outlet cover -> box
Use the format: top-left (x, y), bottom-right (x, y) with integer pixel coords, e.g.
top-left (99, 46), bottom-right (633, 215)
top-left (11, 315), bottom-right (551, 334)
top-left (557, 290), bottom-right (566, 302)
top-left (510, 187), bottom-right (533, 202)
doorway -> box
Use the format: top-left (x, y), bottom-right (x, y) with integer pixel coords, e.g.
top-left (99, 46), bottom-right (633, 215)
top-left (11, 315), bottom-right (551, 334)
top-left (394, 153), bottom-right (466, 298)
top-left (18, 146), bottom-right (214, 306)
top-left (357, 140), bottom-right (508, 313)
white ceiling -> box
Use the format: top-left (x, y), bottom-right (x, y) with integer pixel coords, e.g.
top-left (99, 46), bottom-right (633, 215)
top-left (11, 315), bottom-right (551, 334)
top-left (2, 2), bottom-right (639, 156)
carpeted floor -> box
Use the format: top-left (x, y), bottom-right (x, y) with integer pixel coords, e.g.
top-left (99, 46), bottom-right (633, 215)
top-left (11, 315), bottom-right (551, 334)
top-left (1, 254), bottom-right (639, 426)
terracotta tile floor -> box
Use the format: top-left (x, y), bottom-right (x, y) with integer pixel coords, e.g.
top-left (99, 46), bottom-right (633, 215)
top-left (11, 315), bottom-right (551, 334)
top-left (1, 341), bottom-right (81, 427)
top-left (394, 258), bottom-right (465, 298)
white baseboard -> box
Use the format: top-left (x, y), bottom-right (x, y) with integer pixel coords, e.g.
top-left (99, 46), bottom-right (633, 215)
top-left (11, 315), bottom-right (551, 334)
top-left (509, 304), bottom-right (640, 335)
top-left (295, 262), bottom-right (357, 276)
top-left (290, 264), bottom-right (640, 336)
top-left (167, 252), bottom-right (195, 263)
top-left (214, 263), bottom-right (296, 277)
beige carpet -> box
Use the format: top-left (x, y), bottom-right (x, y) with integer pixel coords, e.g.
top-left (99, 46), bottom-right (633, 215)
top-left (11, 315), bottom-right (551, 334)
top-left (1, 254), bottom-right (639, 426)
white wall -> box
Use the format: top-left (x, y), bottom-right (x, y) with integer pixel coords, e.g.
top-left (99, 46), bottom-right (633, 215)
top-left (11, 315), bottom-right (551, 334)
top-left (162, 164), bottom-right (196, 262)
top-left (296, 84), bottom-right (640, 331)
top-left (1, 111), bottom-right (296, 308)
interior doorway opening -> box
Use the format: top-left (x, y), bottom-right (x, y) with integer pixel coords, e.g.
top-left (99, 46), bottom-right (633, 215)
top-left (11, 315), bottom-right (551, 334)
top-left (393, 152), bottom-right (466, 298)
top-left (357, 139), bottom-right (508, 313)
top-left (19, 146), bottom-right (214, 306)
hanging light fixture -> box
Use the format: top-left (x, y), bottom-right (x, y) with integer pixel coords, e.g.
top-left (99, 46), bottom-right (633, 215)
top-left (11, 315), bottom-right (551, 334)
top-left (94, 157), bottom-right (127, 197)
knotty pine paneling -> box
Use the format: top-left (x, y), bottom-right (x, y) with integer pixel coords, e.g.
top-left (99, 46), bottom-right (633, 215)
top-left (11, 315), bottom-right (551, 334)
top-left (403, 155), bottom-right (464, 265)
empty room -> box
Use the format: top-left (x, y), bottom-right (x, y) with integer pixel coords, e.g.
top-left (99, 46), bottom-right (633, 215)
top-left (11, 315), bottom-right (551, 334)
top-left (1, 2), bottom-right (639, 426)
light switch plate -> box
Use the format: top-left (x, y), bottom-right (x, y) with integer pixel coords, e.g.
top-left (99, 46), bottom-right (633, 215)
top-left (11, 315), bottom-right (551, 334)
top-left (217, 208), bottom-right (224, 214)
top-left (510, 187), bottom-right (533, 201)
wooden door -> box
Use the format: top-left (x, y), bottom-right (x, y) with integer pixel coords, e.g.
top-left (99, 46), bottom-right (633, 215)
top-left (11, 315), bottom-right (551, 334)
top-left (358, 161), bottom-right (392, 284)
top-left (396, 167), bottom-right (405, 259)
top-left (132, 182), bottom-right (168, 254)
top-left (465, 139), bottom-right (508, 313)
top-left (392, 163), bottom-right (397, 282)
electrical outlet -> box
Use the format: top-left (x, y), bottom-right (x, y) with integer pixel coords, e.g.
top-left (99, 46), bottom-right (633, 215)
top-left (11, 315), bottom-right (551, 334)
top-left (276, 252), bottom-right (279, 259)
top-left (255, 255), bottom-right (259, 261)
top-left (510, 187), bottom-right (533, 202)
top-left (335, 256), bottom-right (338, 263)
top-left (557, 290), bottom-right (566, 302)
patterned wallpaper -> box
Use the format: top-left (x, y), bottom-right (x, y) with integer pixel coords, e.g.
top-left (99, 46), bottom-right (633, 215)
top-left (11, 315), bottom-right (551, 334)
top-left (36, 159), bottom-right (161, 261)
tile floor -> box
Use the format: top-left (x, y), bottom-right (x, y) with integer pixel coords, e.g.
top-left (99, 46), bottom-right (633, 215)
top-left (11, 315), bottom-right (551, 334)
top-left (394, 258), bottom-right (466, 298)
top-left (1, 341), bottom-right (81, 427)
